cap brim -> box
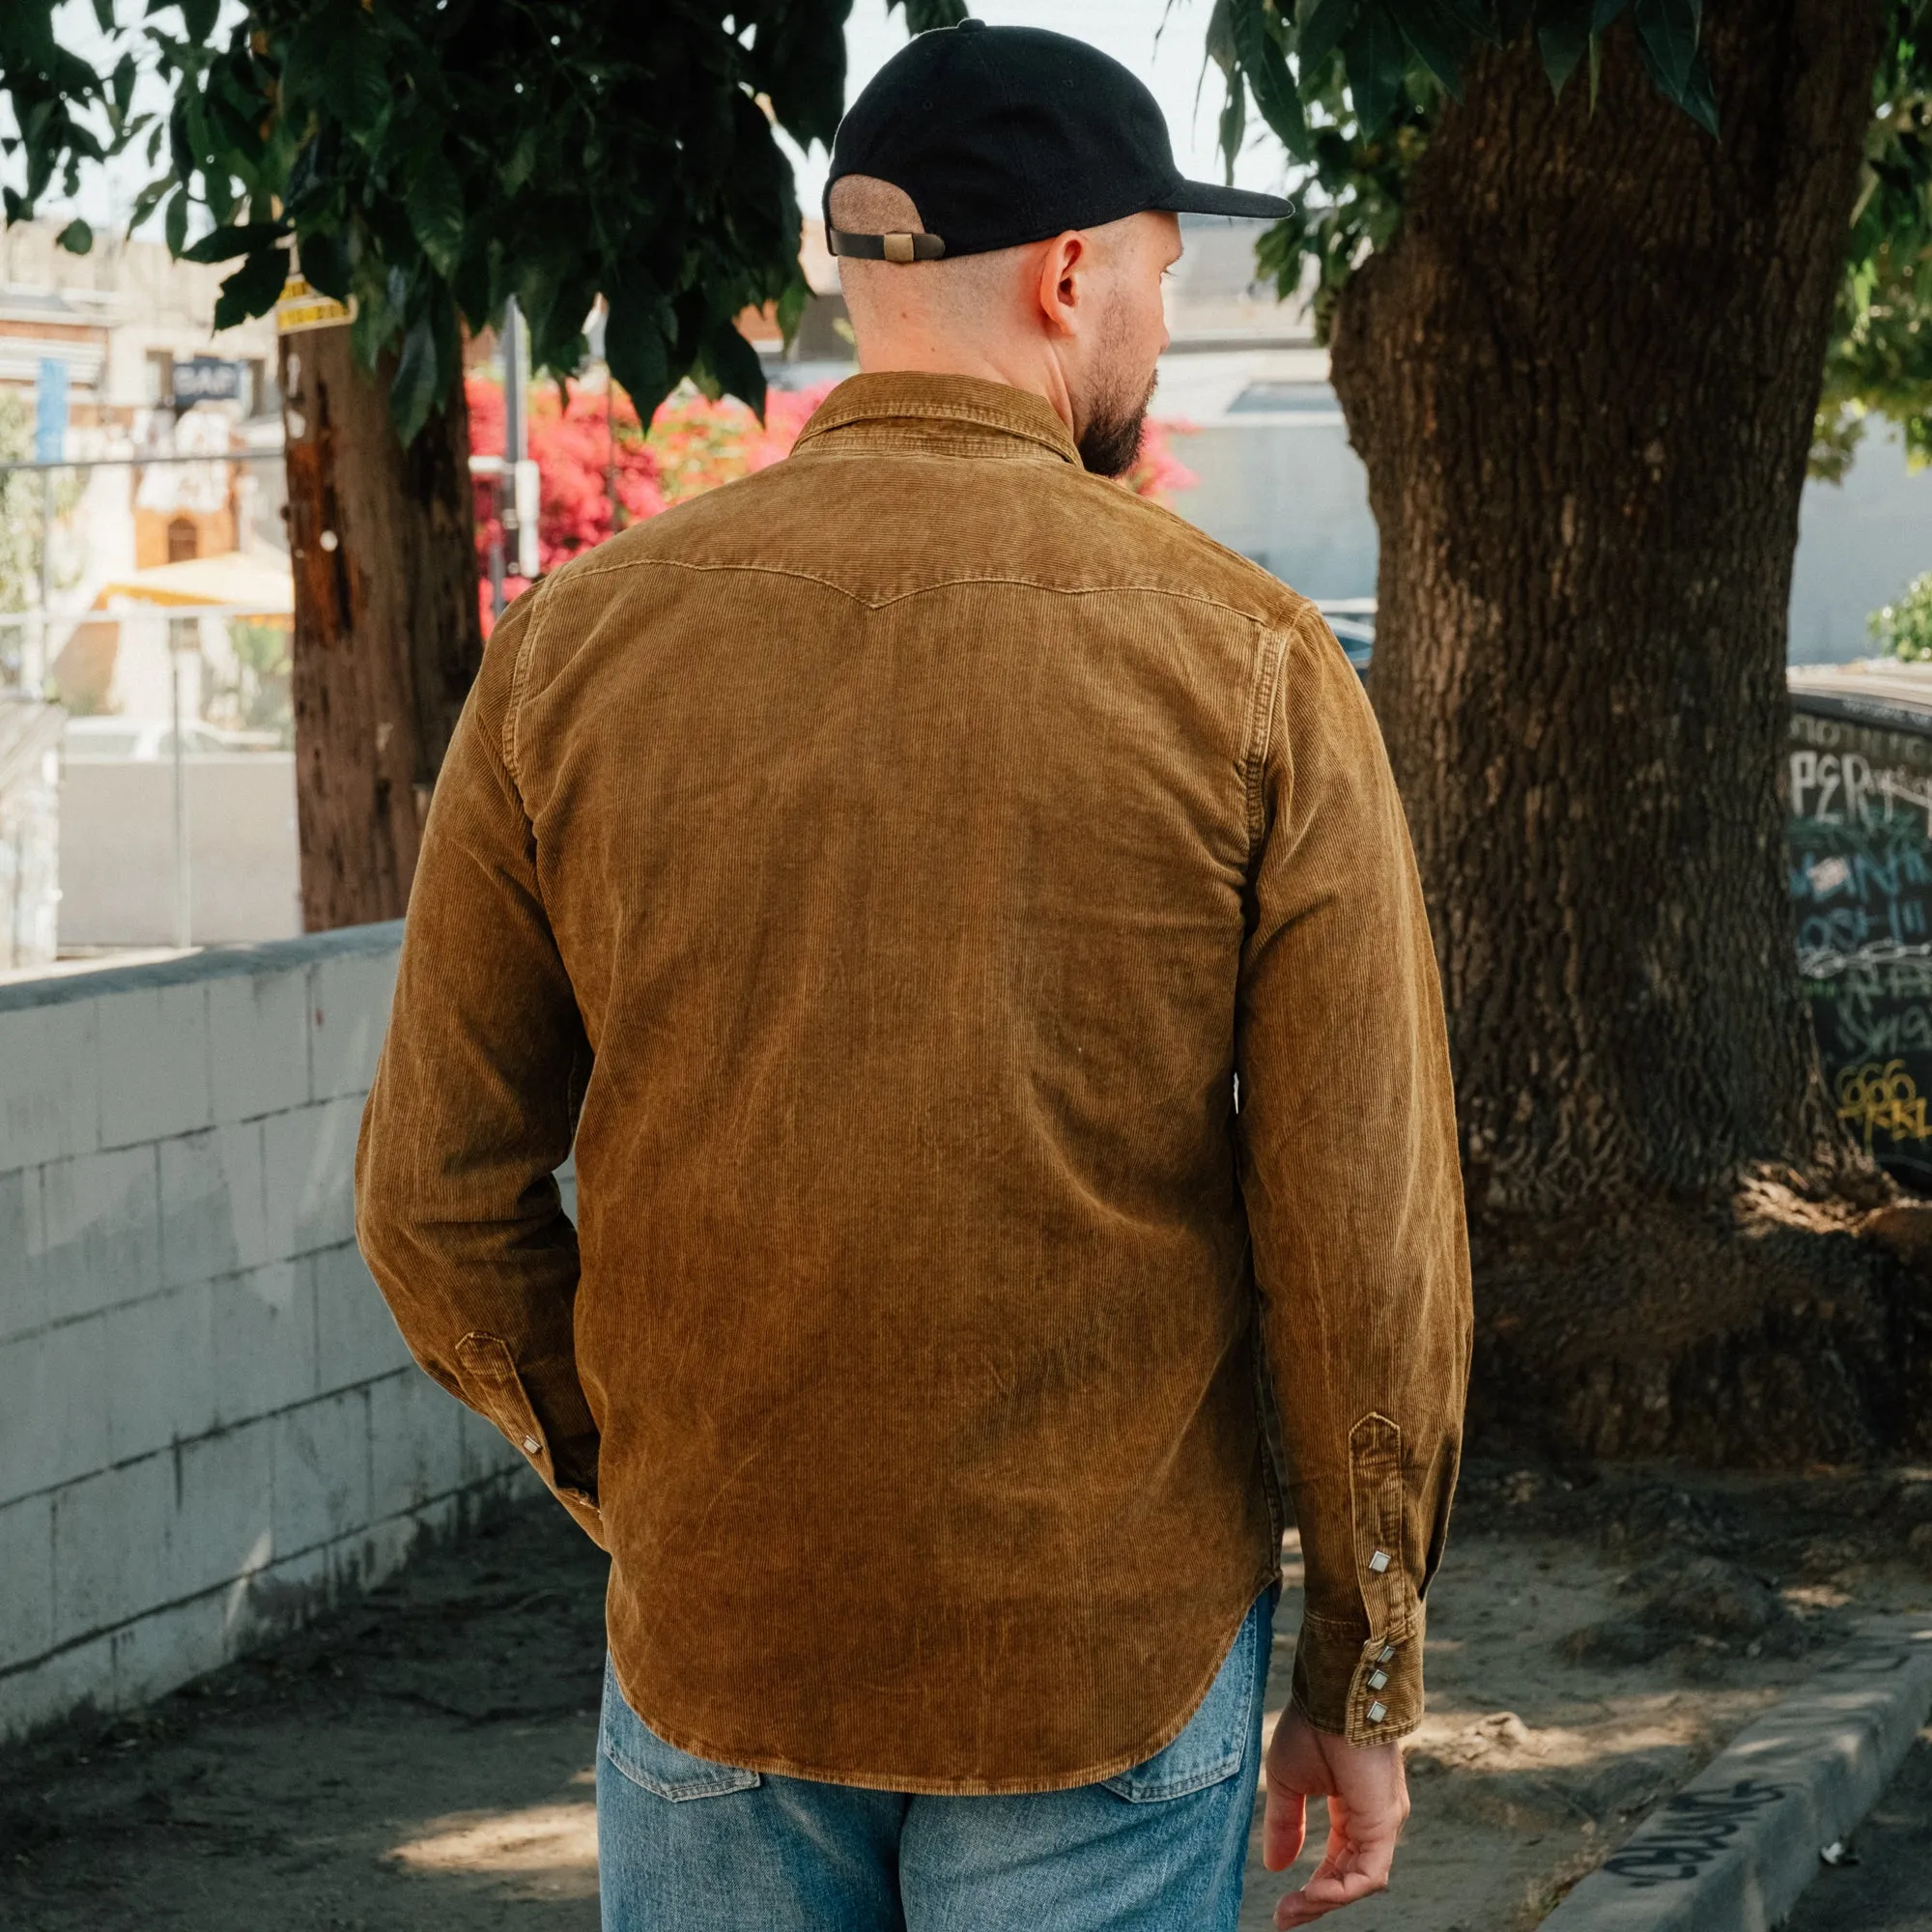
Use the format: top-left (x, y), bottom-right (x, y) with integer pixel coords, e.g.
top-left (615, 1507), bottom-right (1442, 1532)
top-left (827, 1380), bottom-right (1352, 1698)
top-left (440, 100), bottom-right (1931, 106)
top-left (1153, 178), bottom-right (1295, 220)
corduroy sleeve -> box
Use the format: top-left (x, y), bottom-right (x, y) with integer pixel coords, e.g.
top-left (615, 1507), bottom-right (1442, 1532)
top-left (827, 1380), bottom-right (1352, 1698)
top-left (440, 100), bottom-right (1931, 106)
top-left (1236, 605), bottom-right (1472, 1744)
top-left (355, 579), bottom-right (604, 1545)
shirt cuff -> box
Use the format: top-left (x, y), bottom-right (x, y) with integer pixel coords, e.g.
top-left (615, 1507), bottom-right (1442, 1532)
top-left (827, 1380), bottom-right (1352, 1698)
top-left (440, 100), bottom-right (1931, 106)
top-left (1292, 1605), bottom-right (1427, 1744)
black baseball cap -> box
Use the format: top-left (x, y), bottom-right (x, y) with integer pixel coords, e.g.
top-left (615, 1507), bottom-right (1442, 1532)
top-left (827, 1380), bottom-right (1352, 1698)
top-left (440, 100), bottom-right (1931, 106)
top-left (824, 21), bottom-right (1294, 263)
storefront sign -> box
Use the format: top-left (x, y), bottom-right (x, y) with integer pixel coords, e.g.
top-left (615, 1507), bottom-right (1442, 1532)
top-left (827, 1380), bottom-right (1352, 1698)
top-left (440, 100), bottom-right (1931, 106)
top-left (172, 356), bottom-right (244, 405)
top-left (274, 275), bottom-right (356, 335)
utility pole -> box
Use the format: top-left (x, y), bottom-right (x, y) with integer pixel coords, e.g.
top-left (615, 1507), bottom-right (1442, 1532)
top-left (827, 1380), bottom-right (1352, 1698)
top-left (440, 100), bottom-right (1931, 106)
top-left (31, 357), bottom-right (68, 697)
top-left (499, 298), bottom-right (540, 588)
top-left (169, 626), bottom-right (192, 949)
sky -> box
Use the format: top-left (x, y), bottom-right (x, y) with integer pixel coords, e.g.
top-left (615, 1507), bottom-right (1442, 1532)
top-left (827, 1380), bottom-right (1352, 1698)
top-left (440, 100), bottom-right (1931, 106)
top-left (20, 0), bottom-right (1289, 240)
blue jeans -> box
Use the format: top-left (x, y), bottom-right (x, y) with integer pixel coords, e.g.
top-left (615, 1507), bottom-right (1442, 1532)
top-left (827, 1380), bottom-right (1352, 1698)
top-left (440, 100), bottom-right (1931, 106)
top-left (597, 1589), bottom-right (1273, 1932)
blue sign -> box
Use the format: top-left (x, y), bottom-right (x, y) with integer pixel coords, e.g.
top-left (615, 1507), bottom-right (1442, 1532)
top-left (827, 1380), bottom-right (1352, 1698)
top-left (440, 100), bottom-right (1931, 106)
top-left (34, 357), bottom-right (68, 465)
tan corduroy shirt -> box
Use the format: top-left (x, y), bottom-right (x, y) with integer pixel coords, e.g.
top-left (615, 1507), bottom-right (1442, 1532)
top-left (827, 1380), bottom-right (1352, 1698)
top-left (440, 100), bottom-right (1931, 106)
top-left (355, 373), bottom-right (1471, 1794)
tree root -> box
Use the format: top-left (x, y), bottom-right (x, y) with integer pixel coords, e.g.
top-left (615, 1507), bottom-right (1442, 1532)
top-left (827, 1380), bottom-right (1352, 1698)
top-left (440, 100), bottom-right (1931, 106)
top-left (1468, 1171), bottom-right (1932, 1465)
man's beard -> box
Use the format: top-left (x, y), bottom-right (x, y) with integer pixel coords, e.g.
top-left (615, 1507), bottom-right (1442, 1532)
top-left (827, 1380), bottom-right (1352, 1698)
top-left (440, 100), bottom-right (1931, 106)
top-left (1075, 361), bottom-right (1158, 479)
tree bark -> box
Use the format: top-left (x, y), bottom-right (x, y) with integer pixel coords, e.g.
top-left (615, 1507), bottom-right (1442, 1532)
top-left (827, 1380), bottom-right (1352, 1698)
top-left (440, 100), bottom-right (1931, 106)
top-left (279, 323), bottom-right (481, 931)
top-left (1329, 3), bottom-right (1932, 1460)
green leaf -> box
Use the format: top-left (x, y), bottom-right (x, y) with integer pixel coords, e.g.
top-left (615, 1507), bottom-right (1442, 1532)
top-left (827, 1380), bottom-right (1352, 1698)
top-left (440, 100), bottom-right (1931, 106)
top-left (1342, 0), bottom-right (1406, 133)
top-left (163, 183), bottom-right (187, 257)
top-left (213, 243), bottom-right (287, 330)
top-left (1674, 44), bottom-right (1718, 137)
top-left (283, 131), bottom-right (333, 222)
top-left (182, 218), bottom-right (279, 264)
top-left (1631, 0), bottom-right (1697, 100)
top-left (1219, 70), bottom-right (1247, 180)
top-left (182, 83), bottom-right (214, 172)
top-left (1297, 0), bottom-right (1359, 77)
top-left (91, 0), bottom-right (114, 29)
top-left (388, 312), bottom-right (440, 448)
top-left (407, 151), bottom-right (465, 280)
top-left (1254, 211), bottom-right (1305, 298)
top-left (11, 0), bottom-right (60, 65)
top-left (128, 174), bottom-right (172, 232)
top-left (498, 126), bottom-right (540, 193)
top-left (1397, 0), bottom-right (1475, 98)
top-left (55, 216), bottom-right (93, 254)
top-left (1629, 6), bottom-right (1716, 134)
top-left (704, 317), bottom-right (768, 419)
top-left (349, 261), bottom-right (394, 372)
top-left (177, 0), bottom-right (219, 41)
top-left (1536, 0), bottom-right (1593, 94)
top-left (775, 275), bottom-right (809, 348)
top-left (298, 228), bottom-right (351, 301)
top-left (296, 13), bottom-right (388, 139)
top-left (1208, 0), bottom-right (1237, 76)
top-left (603, 275), bottom-right (673, 415)
top-left (1591, 0), bottom-right (1631, 24)
top-left (1230, 0), bottom-right (1312, 159)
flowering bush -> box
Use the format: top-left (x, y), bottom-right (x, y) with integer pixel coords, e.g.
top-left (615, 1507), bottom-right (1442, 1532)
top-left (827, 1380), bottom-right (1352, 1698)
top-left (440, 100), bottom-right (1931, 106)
top-left (466, 375), bottom-right (664, 583)
top-left (1124, 419), bottom-right (1199, 503)
top-left (1871, 572), bottom-right (1932, 663)
top-left (647, 384), bottom-right (836, 503)
top-left (469, 370), bottom-right (1197, 630)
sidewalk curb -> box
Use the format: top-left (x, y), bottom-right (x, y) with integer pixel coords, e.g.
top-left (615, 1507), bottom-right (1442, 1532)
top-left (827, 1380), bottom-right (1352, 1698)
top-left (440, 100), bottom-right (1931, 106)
top-left (1540, 1614), bottom-right (1932, 1932)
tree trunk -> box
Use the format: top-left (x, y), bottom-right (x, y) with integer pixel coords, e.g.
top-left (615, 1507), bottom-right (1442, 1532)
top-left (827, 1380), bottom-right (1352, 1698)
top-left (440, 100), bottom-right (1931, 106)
top-left (1329, 2), bottom-right (1932, 1461)
top-left (279, 323), bottom-right (481, 931)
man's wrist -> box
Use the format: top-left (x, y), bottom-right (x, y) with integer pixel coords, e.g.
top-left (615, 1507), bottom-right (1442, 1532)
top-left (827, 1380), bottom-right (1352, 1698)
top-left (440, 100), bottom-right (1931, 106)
top-left (1292, 1606), bottom-right (1425, 1744)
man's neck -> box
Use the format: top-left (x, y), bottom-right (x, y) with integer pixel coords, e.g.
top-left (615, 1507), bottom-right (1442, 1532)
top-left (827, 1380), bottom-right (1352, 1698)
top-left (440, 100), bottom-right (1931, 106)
top-left (854, 338), bottom-right (1077, 438)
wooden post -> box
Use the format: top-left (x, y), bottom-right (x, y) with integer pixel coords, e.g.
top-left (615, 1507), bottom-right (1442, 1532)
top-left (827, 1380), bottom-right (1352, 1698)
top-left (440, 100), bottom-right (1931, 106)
top-left (278, 314), bottom-right (482, 931)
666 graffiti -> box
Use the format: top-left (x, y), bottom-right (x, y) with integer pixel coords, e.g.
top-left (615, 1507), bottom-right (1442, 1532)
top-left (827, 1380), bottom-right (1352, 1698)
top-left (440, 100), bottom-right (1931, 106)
top-left (1601, 1779), bottom-right (1788, 1887)
top-left (1836, 1058), bottom-right (1932, 1150)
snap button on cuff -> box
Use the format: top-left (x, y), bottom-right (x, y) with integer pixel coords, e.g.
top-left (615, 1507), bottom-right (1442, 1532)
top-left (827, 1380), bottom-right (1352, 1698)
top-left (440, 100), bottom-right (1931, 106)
top-left (1378, 1643), bottom-right (1396, 1662)
top-left (522, 1435), bottom-right (540, 1453)
top-left (1368, 1669), bottom-right (1388, 1690)
top-left (1367, 1700), bottom-right (1388, 1723)
top-left (1368, 1549), bottom-right (1391, 1574)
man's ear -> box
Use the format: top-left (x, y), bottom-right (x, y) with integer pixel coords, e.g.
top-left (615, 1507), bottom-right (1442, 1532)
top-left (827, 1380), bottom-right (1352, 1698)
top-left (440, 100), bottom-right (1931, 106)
top-left (1033, 231), bottom-right (1088, 340)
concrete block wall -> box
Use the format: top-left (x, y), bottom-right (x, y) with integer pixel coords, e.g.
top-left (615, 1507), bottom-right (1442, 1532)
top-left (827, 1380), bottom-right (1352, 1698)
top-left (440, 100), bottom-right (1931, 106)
top-left (0, 923), bottom-right (540, 1744)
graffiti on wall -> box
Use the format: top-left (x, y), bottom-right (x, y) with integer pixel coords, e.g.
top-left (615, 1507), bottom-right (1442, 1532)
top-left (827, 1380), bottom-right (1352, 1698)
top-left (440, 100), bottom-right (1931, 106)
top-left (1789, 703), bottom-right (1932, 1185)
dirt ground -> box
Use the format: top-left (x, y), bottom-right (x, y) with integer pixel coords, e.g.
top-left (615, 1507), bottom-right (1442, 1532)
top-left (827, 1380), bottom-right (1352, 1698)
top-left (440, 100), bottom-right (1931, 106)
top-left (4, 1457), bottom-right (1930, 1932)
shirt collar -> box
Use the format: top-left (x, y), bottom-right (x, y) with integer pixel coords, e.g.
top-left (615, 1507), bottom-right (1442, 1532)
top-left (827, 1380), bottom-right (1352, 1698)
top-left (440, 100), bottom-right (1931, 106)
top-left (791, 372), bottom-right (1084, 469)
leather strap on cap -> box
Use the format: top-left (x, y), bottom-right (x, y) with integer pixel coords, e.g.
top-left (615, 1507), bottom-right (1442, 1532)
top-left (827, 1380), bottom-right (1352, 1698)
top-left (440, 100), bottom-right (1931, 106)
top-left (827, 228), bottom-right (948, 264)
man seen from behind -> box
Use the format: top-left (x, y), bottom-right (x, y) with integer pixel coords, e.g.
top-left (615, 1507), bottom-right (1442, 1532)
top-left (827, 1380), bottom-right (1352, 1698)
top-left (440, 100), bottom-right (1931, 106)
top-left (356, 22), bottom-right (1472, 1931)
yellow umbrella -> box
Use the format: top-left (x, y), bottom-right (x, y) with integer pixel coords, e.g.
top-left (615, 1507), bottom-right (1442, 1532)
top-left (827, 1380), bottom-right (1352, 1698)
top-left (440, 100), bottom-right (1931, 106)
top-left (94, 551), bottom-right (295, 619)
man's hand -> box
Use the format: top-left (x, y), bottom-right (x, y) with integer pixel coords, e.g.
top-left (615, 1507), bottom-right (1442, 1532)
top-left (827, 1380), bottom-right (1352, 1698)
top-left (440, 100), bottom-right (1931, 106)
top-left (1262, 1703), bottom-right (1409, 1927)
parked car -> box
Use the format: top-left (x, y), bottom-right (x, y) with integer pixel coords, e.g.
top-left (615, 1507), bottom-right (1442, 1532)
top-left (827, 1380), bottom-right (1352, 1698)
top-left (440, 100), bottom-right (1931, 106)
top-left (63, 716), bottom-right (283, 760)
top-left (1316, 600), bottom-right (1375, 673)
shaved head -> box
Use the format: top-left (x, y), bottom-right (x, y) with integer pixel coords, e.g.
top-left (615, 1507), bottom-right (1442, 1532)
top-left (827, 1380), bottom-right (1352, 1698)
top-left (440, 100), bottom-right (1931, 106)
top-left (828, 176), bottom-right (1177, 478)
top-left (829, 176), bottom-right (1023, 332)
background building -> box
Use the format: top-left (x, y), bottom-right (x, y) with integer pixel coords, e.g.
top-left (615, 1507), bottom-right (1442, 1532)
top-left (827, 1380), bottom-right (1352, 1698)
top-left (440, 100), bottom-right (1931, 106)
top-left (0, 222), bottom-right (295, 961)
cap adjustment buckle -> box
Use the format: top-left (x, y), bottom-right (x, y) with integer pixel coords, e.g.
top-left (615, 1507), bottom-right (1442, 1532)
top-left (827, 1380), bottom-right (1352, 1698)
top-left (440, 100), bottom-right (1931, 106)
top-left (827, 228), bottom-right (948, 264)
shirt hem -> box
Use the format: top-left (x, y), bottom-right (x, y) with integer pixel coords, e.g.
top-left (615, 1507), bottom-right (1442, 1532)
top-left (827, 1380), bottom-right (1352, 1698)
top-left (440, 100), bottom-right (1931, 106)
top-left (604, 1564), bottom-right (1280, 1797)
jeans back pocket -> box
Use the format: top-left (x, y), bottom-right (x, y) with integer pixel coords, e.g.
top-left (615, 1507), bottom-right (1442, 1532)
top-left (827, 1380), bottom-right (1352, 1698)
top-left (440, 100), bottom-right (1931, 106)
top-left (1100, 1592), bottom-right (1269, 1803)
top-left (599, 1657), bottom-right (763, 1802)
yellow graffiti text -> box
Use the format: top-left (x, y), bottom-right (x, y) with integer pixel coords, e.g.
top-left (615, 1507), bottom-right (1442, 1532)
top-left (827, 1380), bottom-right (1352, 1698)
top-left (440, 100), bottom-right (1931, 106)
top-left (1835, 1059), bottom-right (1932, 1150)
